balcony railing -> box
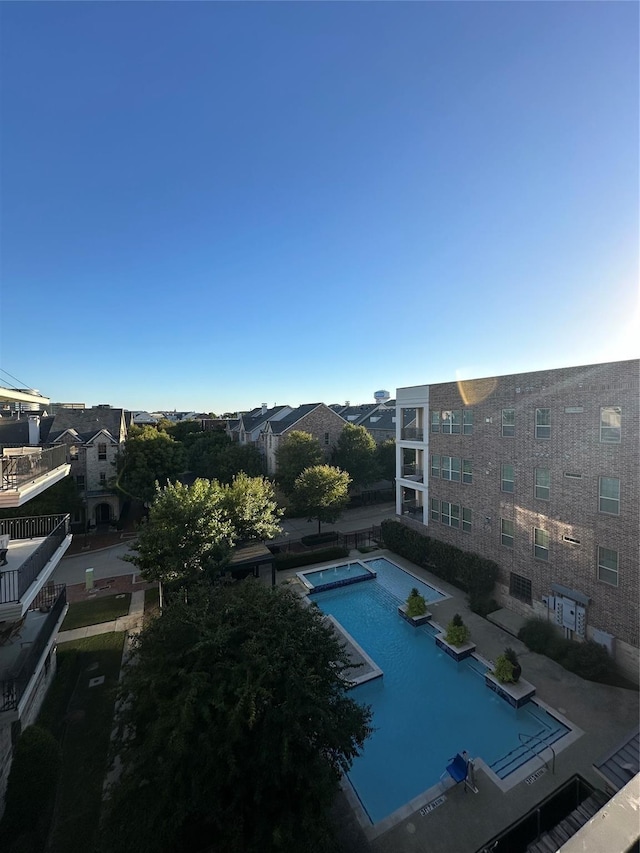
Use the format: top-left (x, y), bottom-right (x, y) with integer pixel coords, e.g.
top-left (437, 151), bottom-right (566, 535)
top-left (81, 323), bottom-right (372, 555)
top-left (1, 585), bottom-right (66, 712)
top-left (402, 500), bottom-right (423, 519)
top-left (0, 515), bottom-right (70, 604)
top-left (0, 445), bottom-right (68, 492)
top-left (401, 428), bottom-right (424, 441)
top-left (401, 465), bottom-right (424, 482)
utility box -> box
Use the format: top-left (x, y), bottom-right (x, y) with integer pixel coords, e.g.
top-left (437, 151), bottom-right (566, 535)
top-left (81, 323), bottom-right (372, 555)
top-left (85, 567), bottom-right (94, 591)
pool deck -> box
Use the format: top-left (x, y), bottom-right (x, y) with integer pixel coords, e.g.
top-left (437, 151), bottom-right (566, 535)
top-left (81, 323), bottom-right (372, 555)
top-left (277, 549), bottom-right (640, 853)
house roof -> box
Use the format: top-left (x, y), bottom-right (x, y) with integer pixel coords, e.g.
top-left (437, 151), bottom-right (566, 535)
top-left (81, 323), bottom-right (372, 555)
top-left (0, 414), bottom-right (56, 447)
top-left (358, 408), bottom-right (396, 433)
top-left (268, 403), bottom-right (325, 435)
top-left (240, 405), bottom-right (290, 434)
top-left (48, 406), bottom-right (127, 442)
top-left (333, 404), bottom-right (381, 424)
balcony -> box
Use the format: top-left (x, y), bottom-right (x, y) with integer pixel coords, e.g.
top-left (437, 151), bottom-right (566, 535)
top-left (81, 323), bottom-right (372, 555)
top-left (0, 584), bottom-right (67, 716)
top-left (400, 427), bottom-right (424, 442)
top-left (0, 445), bottom-right (71, 507)
top-left (401, 465), bottom-right (424, 483)
top-left (0, 515), bottom-right (72, 617)
top-left (401, 500), bottom-right (424, 521)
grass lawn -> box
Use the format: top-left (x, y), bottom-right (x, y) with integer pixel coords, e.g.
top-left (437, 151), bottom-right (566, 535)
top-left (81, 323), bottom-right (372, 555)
top-left (61, 593), bottom-right (131, 631)
top-left (38, 632), bottom-right (126, 853)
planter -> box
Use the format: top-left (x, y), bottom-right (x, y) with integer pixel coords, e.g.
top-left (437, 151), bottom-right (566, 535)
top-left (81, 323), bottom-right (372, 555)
top-left (484, 671), bottom-right (535, 708)
top-left (398, 604), bottom-right (432, 627)
top-left (435, 633), bottom-right (476, 662)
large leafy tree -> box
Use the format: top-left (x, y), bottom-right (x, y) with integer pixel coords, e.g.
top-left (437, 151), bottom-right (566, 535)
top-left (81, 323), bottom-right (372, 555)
top-left (0, 476), bottom-right (82, 520)
top-left (377, 438), bottom-right (396, 484)
top-left (293, 465), bottom-right (351, 534)
top-left (100, 582), bottom-right (372, 853)
top-left (334, 423), bottom-right (379, 489)
top-left (188, 433), bottom-right (263, 483)
top-left (220, 473), bottom-right (282, 542)
top-left (275, 430), bottom-right (323, 494)
top-left (116, 426), bottom-right (185, 503)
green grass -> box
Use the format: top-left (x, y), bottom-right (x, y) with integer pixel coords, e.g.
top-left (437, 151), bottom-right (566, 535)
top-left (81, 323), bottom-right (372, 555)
top-left (61, 594), bottom-right (131, 631)
top-left (38, 632), bottom-right (126, 853)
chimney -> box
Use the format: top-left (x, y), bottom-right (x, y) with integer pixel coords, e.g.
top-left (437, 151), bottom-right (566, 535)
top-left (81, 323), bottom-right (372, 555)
top-left (28, 415), bottom-right (41, 446)
top-left (261, 403), bottom-right (268, 415)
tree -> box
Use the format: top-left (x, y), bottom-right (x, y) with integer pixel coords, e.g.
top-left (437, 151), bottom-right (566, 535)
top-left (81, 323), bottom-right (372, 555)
top-left (293, 465), bottom-right (351, 534)
top-left (221, 472), bottom-right (282, 542)
top-left (0, 475), bottom-right (82, 520)
top-left (163, 420), bottom-right (204, 444)
top-left (275, 431), bottom-right (323, 494)
top-left (334, 424), bottom-right (379, 489)
top-left (116, 426), bottom-right (185, 503)
top-left (377, 438), bottom-right (396, 484)
top-left (100, 582), bottom-right (372, 853)
top-left (188, 433), bottom-right (263, 483)
top-left (125, 479), bottom-right (234, 586)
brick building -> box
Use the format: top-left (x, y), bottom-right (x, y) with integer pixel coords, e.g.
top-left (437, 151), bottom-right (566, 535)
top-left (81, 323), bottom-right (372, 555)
top-left (395, 360), bottom-right (639, 681)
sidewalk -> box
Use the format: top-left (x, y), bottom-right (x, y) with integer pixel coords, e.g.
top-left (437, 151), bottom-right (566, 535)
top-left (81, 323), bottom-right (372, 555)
top-left (57, 588), bottom-right (146, 643)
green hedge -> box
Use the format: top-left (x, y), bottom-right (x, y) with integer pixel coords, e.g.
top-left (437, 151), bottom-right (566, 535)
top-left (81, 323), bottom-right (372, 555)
top-left (274, 546), bottom-right (349, 571)
top-left (380, 520), bottom-right (498, 596)
top-left (300, 532), bottom-right (339, 547)
top-left (518, 618), bottom-right (612, 683)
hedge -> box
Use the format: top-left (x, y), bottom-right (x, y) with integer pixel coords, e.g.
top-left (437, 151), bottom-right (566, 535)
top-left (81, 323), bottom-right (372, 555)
top-left (300, 532), bottom-right (339, 547)
top-left (518, 618), bottom-right (612, 683)
top-left (274, 546), bottom-right (350, 571)
top-left (380, 519), bottom-right (498, 596)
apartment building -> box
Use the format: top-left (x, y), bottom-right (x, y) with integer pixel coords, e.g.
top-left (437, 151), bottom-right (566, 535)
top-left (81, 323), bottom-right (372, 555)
top-left (395, 360), bottom-right (639, 681)
top-left (0, 386), bottom-right (72, 811)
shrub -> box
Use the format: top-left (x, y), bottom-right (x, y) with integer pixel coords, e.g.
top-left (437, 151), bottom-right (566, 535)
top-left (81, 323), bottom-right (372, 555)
top-left (504, 647), bottom-right (519, 667)
top-left (468, 592), bottom-right (500, 617)
top-left (445, 614), bottom-right (470, 647)
top-left (301, 532), bottom-right (339, 547)
top-left (274, 546), bottom-right (349, 571)
top-left (561, 641), bottom-right (610, 682)
top-left (493, 655), bottom-right (515, 684)
top-left (517, 618), bottom-right (558, 653)
top-left (406, 587), bottom-right (427, 618)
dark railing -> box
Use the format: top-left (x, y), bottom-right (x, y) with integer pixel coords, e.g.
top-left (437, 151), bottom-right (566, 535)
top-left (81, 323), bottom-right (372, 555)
top-left (402, 501), bottom-right (423, 519)
top-left (401, 428), bottom-right (424, 441)
top-left (0, 445), bottom-right (68, 492)
top-left (401, 466), bottom-right (424, 481)
top-left (268, 526), bottom-right (383, 555)
top-left (0, 515), bottom-right (70, 604)
top-left (0, 514), bottom-right (69, 541)
top-left (0, 584), bottom-right (66, 712)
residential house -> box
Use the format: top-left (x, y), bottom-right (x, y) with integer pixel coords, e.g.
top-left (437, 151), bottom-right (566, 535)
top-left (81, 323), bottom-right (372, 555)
top-left (395, 360), bottom-right (640, 682)
top-left (0, 386), bottom-right (72, 812)
top-left (262, 403), bottom-right (348, 475)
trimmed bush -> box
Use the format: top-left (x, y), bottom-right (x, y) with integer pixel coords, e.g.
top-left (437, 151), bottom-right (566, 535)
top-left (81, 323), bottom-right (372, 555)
top-left (561, 641), bottom-right (610, 682)
top-left (493, 655), bottom-right (515, 684)
top-left (274, 546), bottom-right (349, 571)
top-left (405, 587), bottom-right (427, 618)
top-left (444, 614), bottom-right (470, 647)
top-left (517, 618), bottom-right (558, 653)
top-left (468, 592), bottom-right (500, 617)
top-left (300, 532), bottom-right (339, 547)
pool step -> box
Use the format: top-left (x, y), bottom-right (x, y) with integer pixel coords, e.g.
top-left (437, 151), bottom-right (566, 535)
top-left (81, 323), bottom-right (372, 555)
top-left (526, 790), bottom-right (609, 853)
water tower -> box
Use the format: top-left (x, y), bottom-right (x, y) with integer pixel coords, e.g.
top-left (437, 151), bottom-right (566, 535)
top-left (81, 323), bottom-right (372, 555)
top-left (374, 390), bottom-right (390, 405)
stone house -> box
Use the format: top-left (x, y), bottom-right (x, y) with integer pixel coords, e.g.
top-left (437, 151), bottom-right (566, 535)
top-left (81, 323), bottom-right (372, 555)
top-left (262, 403), bottom-right (348, 475)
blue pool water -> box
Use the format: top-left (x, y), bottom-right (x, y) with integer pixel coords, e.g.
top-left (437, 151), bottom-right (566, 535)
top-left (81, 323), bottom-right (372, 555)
top-left (301, 562), bottom-right (372, 588)
top-left (312, 578), bottom-right (569, 824)
top-left (362, 557), bottom-right (446, 603)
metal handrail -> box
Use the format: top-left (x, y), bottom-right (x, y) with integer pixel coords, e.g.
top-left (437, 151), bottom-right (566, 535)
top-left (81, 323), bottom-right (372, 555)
top-left (0, 445), bottom-right (68, 491)
top-left (518, 731), bottom-right (556, 774)
top-left (0, 515), bottom-right (70, 603)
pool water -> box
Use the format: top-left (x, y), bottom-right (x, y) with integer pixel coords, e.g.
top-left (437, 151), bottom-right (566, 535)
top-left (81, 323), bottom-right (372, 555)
top-left (301, 562), bottom-right (373, 588)
top-left (312, 578), bottom-right (569, 824)
top-left (363, 557), bottom-right (446, 603)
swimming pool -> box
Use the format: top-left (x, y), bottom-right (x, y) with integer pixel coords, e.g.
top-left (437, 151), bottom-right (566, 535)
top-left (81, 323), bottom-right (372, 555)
top-left (362, 557), bottom-right (446, 604)
top-left (297, 561), bottom-right (375, 591)
top-left (311, 573), bottom-right (570, 825)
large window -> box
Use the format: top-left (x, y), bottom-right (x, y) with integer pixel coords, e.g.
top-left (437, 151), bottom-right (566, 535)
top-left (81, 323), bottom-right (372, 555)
top-left (462, 460), bottom-right (473, 484)
top-left (442, 410), bottom-right (461, 434)
top-left (535, 408), bottom-right (551, 439)
top-left (501, 518), bottom-right (514, 547)
top-left (501, 463), bottom-right (514, 493)
top-left (597, 546), bottom-right (619, 587)
top-left (534, 468), bottom-right (550, 500)
top-left (534, 528), bottom-right (549, 561)
top-left (600, 407), bottom-right (621, 443)
top-left (441, 456), bottom-right (461, 482)
top-left (430, 498), bottom-right (440, 522)
top-left (76, 475), bottom-right (85, 489)
top-left (98, 443), bottom-right (107, 460)
top-left (431, 411), bottom-right (440, 433)
top-left (462, 507), bottom-right (472, 533)
top-left (463, 410), bottom-right (473, 435)
top-left (441, 501), bottom-right (460, 528)
top-left (502, 408), bottom-right (515, 437)
top-left (599, 477), bottom-right (620, 515)
top-left (431, 455), bottom-right (440, 478)
top-left (510, 572), bottom-right (532, 603)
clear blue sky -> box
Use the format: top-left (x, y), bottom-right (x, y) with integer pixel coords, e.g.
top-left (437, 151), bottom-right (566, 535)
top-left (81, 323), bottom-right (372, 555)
top-left (1, 2), bottom-right (637, 413)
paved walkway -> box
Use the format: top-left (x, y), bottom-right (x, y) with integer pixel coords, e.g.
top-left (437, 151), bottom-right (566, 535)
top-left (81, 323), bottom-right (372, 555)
top-left (57, 589), bottom-right (146, 643)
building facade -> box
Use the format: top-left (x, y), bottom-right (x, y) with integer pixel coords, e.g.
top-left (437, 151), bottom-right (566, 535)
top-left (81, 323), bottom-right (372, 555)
top-left (395, 360), bottom-right (639, 681)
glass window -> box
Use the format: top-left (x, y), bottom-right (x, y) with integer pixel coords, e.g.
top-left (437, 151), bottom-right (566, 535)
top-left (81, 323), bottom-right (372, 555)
top-left (98, 443), bottom-right (107, 460)
top-left (534, 528), bottom-right (549, 561)
top-left (99, 472), bottom-right (107, 486)
top-left (463, 410), bottom-right (473, 435)
top-left (430, 411), bottom-right (440, 433)
top-left (441, 501), bottom-right (460, 528)
top-left (510, 572), bottom-right (532, 603)
top-left (441, 456), bottom-right (460, 482)
top-left (462, 459), bottom-right (472, 484)
top-left (462, 507), bottom-right (472, 533)
top-left (69, 446), bottom-right (79, 461)
top-left (535, 468), bottom-right (550, 500)
top-left (430, 498), bottom-right (440, 522)
top-left (431, 455), bottom-right (440, 478)
top-left (598, 546), bottom-right (619, 587)
top-left (535, 408), bottom-right (551, 439)
top-left (600, 407), bottom-right (621, 443)
top-left (502, 408), bottom-right (515, 437)
top-left (324, 432), bottom-right (330, 445)
top-left (442, 410), bottom-right (461, 434)
top-left (501, 463), bottom-right (514, 493)
top-left (76, 475), bottom-right (85, 489)
top-left (501, 518), bottom-right (514, 547)
top-left (599, 477), bottom-right (620, 515)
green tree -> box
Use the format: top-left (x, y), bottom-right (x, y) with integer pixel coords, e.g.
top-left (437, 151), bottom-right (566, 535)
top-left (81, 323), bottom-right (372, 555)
top-left (293, 465), bottom-right (351, 534)
top-left (163, 420), bottom-right (204, 443)
top-left (334, 424), bottom-right (379, 489)
top-left (125, 479), bottom-right (234, 586)
top-left (100, 582), bottom-right (372, 853)
top-left (275, 431), bottom-right (323, 494)
top-left (377, 438), bottom-right (396, 484)
top-left (188, 433), bottom-right (263, 483)
top-left (0, 475), bottom-right (82, 520)
top-left (116, 426), bottom-right (185, 503)
top-left (221, 472), bottom-right (282, 542)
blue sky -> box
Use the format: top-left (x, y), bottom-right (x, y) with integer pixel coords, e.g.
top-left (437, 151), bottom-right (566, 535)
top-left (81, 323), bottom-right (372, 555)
top-left (1, 2), bottom-right (637, 413)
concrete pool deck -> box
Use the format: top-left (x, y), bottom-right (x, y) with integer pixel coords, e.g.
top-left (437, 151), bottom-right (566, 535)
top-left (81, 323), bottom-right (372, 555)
top-left (277, 549), bottom-right (639, 853)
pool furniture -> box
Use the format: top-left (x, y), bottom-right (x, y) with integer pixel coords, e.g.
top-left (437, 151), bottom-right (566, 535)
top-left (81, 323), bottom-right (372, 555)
top-left (445, 753), bottom-right (469, 792)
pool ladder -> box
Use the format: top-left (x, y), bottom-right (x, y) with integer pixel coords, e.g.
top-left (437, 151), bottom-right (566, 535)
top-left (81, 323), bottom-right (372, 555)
top-left (518, 732), bottom-right (556, 775)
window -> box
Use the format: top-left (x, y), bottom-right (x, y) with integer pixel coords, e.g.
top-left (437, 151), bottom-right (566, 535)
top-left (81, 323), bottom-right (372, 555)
top-left (598, 546), bottom-right (619, 587)
top-left (563, 535), bottom-right (581, 545)
top-left (441, 501), bottom-right (460, 528)
top-left (535, 408), bottom-right (551, 439)
top-left (431, 455), bottom-right (440, 478)
top-left (76, 475), bottom-right (85, 489)
top-left (534, 528), bottom-right (549, 561)
top-left (501, 463), bottom-right (514, 493)
top-left (600, 407), bottom-right (621, 443)
top-left (564, 472), bottom-right (582, 480)
top-left (501, 518), bottom-right (514, 547)
top-left (463, 410), bottom-right (473, 435)
top-left (98, 443), bottom-right (107, 460)
top-left (99, 472), bottom-right (107, 486)
top-left (69, 446), bottom-right (79, 461)
top-left (599, 477), bottom-right (620, 515)
top-left (441, 456), bottom-right (460, 482)
top-left (502, 409), bottom-right (515, 437)
top-left (534, 468), bottom-right (550, 500)
top-left (324, 432), bottom-right (330, 445)
top-left (510, 572), bottom-right (532, 603)
top-left (462, 507), bottom-right (472, 533)
top-left (462, 460), bottom-right (473, 484)
top-left (431, 411), bottom-right (440, 433)
top-left (442, 410), bottom-right (461, 434)
top-left (430, 498), bottom-right (440, 522)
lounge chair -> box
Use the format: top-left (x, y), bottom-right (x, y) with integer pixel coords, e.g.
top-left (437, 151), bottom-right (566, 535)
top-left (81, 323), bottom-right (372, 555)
top-left (445, 752), bottom-right (469, 792)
